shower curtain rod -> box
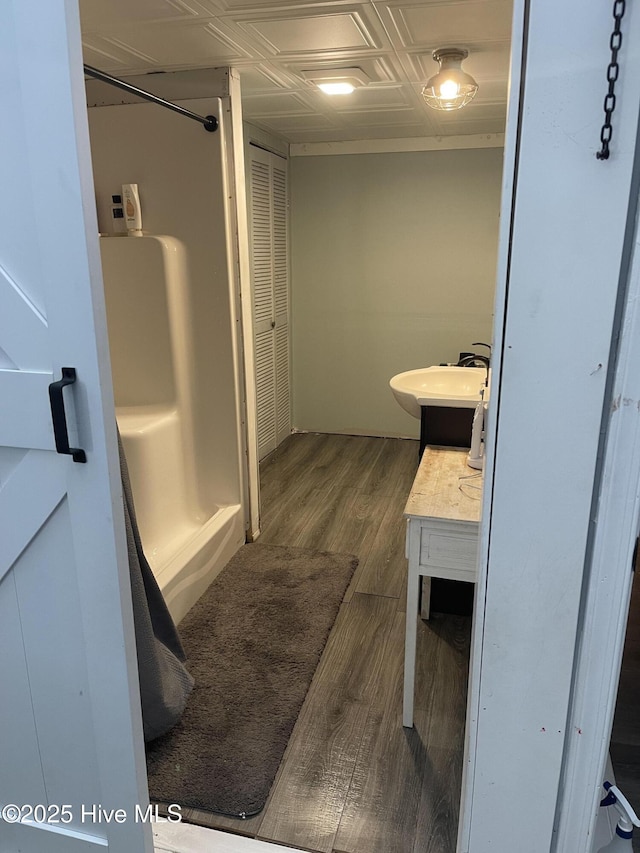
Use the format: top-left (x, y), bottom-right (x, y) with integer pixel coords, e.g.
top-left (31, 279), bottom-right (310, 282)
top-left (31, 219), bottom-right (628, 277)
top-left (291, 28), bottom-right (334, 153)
top-left (83, 64), bottom-right (219, 133)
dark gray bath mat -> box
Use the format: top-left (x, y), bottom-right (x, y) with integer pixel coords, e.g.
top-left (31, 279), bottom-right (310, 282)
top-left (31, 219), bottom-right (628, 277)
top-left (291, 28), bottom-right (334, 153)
top-left (146, 543), bottom-right (358, 820)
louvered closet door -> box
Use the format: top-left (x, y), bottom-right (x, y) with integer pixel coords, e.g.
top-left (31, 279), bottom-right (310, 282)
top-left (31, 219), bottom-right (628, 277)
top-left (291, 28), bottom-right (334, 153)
top-left (249, 144), bottom-right (290, 460)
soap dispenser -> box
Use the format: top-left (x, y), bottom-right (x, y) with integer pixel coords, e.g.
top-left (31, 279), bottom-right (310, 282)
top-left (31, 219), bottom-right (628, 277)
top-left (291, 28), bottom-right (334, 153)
top-left (598, 781), bottom-right (640, 852)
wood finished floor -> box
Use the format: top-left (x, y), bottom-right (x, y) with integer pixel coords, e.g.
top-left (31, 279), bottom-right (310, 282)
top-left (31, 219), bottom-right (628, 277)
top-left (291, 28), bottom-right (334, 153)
top-left (184, 433), bottom-right (471, 853)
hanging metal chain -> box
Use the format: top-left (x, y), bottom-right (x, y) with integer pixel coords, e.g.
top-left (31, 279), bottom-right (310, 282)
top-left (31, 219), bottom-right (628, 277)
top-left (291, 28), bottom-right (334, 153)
top-left (597, 0), bottom-right (626, 160)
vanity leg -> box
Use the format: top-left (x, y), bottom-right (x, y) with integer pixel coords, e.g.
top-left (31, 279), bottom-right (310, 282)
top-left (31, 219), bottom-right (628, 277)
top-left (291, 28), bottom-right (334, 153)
top-left (403, 522), bottom-right (422, 728)
top-left (420, 576), bottom-right (432, 620)
top-left (403, 568), bottom-right (420, 727)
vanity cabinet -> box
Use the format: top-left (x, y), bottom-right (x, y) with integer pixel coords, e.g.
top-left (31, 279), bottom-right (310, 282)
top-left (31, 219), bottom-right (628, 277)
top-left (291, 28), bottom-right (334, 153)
top-left (419, 405), bottom-right (474, 456)
top-left (403, 446), bottom-right (481, 727)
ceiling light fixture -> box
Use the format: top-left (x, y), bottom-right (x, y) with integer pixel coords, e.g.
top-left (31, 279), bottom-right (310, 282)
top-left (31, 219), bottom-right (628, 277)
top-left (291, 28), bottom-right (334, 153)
top-left (422, 48), bottom-right (479, 111)
top-left (301, 67), bottom-right (370, 96)
top-left (318, 82), bottom-right (355, 95)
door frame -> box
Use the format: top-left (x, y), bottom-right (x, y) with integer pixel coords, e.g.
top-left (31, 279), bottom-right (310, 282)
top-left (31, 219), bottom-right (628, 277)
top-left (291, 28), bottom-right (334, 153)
top-left (551, 133), bottom-right (640, 852)
top-left (459, 0), bottom-right (640, 850)
top-left (227, 68), bottom-right (261, 542)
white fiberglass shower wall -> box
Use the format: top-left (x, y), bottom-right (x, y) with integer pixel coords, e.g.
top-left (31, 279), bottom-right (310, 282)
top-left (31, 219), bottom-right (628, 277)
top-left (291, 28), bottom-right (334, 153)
top-left (87, 92), bottom-right (247, 623)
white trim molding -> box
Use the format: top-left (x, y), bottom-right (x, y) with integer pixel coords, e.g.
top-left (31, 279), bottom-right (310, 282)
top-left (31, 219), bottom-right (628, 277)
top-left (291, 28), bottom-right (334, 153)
top-left (289, 132), bottom-right (504, 157)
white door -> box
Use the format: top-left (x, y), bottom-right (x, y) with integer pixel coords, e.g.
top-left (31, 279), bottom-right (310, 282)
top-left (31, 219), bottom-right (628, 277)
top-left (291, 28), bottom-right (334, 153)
top-left (248, 144), bottom-right (291, 460)
top-left (0, 2), bottom-right (151, 851)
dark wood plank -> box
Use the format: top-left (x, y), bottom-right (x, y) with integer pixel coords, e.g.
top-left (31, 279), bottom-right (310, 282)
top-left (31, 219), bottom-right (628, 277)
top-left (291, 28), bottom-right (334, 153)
top-left (281, 485), bottom-right (394, 555)
top-left (322, 490), bottom-right (392, 603)
top-left (311, 593), bottom-right (397, 701)
top-left (354, 500), bottom-right (408, 600)
top-left (257, 689), bottom-right (370, 852)
top-left (258, 479), bottom-right (336, 547)
top-left (262, 478), bottom-right (395, 599)
top-left (280, 485), bottom-right (349, 550)
top-left (260, 433), bottom-right (333, 504)
top-left (258, 593), bottom-right (396, 852)
top-left (359, 437), bottom-right (420, 498)
top-left (410, 744), bottom-right (463, 853)
top-left (237, 433), bottom-right (469, 853)
top-left (270, 433), bottom-right (386, 494)
top-left (261, 482), bottom-right (383, 555)
top-left (415, 614), bottom-right (471, 744)
top-left (318, 435), bottom-right (387, 493)
top-left (332, 612), bottom-right (427, 853)
top-left (322, 489), bottom-right (388, 558)
top-left (334, 610), bottom-right (470, 853)
top-left (412, 616), bottom-right (471, 853)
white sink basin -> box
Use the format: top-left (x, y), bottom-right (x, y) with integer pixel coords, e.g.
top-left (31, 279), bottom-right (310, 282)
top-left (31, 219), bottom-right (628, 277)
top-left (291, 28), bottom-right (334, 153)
top-left (390, 366), bottom-right (490, 419)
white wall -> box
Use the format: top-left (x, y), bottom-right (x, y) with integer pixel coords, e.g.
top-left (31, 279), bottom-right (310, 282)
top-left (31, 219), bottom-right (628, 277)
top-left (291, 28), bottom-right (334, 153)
top-left (290, 147), bottom-right (504, 437)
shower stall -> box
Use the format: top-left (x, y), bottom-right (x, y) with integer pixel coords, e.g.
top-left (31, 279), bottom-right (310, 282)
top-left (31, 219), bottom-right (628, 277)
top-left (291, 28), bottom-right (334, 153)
top-left (101, 235), bottom-right (245, 623)
top-left (87, 80), bottom-right (252, 623)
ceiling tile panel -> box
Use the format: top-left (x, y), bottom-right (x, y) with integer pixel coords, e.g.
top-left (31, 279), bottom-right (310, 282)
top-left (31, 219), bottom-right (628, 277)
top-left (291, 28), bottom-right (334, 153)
top-left (384, 0), bottom-right (512, 48)
top-left (102, 22), bottom-right (254, 67)
top-left (238, 66), bottom-right (294, 92)
top-left (81, 39), bottom-right (138, 71)
top-left (284, 55), bottom-right (398, 85)
top-left (471, 80), bottom-right (509, 103)
top-left (242, 92), bottom-right (317, 114)
top-left (95, 37), bottom-right (158, 67)
top-left (329, 108), bottom-right (424, 126)
top-left (80, 0), bottom-right (201, 31)
top-left (326, 86), bottom-right (412, 110)
top-left (79, 0), bottom-right (512, 143)
top-left (237, 10), bottom-right (381, 55)
top-left (205, 0), bottom-right (358, 9)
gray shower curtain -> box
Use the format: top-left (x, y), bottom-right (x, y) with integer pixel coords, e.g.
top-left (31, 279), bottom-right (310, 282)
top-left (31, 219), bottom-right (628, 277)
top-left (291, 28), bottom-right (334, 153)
top-left (117, 430), bottom-right (194, 741)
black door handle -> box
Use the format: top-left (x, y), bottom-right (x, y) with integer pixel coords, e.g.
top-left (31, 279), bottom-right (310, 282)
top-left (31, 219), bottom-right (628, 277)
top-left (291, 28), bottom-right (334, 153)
top-left (48, 367), bottom-right (87, 463)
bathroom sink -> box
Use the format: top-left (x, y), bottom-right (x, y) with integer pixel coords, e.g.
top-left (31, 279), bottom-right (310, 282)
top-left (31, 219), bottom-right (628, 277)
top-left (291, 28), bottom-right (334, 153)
top-left (389, 366), bottom-right (490, 419)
